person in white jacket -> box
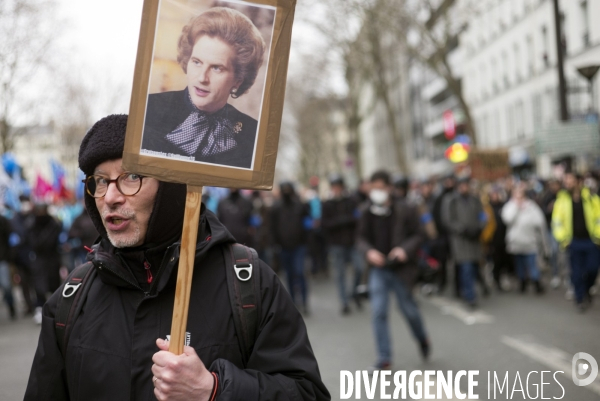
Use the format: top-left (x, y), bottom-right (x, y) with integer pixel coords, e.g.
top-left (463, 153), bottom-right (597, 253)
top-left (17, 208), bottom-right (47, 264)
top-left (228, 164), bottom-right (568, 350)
top-left (501, 183), bottom-right (549, 294)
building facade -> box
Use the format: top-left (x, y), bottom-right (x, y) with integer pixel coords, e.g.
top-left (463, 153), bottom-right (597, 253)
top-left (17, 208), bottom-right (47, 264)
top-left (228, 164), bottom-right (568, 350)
top-left (460, 0), bottom-right (600, 176)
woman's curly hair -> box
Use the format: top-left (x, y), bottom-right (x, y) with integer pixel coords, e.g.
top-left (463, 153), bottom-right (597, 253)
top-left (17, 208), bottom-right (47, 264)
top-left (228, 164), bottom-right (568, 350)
top-left (177, 7), bottom-right (266, 98)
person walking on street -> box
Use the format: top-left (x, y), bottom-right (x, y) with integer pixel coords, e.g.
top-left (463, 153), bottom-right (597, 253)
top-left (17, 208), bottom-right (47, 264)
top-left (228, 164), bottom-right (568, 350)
top-left (488, 187), bottom-right (512, 291)
top-left (271, 181), bottom-right (311, 313)
top-left (217, 189), bottom-right (254, 247)
top-left (25, 115), bottom-right (330, 400)
top-left (541, 179), bottom-right (562, 288)
top-left (28, 203), bottom-right (62, 324)
top-left (442, 177), bottom-right (487, 308)
top-left (552, 172), bottom-right (600, 312)
top-left (0, 213), bottom-right (15, 320)
top-left (322, 174), bottom-right (363, 315)
top-left (10, 197), bottom-right (36, 315)
top-left (502, 182), bottom-right (549, 294)
top-left (358, 170), bottom-right (430, 371)
top-left (431, 175), bottom-right (456, 295)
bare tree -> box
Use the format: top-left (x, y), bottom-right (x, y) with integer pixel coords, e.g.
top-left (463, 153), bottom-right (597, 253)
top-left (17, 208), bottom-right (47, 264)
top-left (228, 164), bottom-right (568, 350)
top-left (398, 0), bottom-right (478, 145)
top-left (304, 0), bottom-right (478, 171)
top-left (0, 0), bottom-right (61, 153)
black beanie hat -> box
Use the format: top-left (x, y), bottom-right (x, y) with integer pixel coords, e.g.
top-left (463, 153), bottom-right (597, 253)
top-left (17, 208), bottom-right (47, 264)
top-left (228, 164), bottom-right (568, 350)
top-left (79, 115), bottom-right (128, 176)
top-left (79, 114), bottom-right (187, 247)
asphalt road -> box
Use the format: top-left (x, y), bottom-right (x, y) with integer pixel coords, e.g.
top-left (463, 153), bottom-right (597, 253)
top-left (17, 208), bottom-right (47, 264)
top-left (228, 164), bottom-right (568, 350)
top-left (1, 273), bottom-right (599, 401)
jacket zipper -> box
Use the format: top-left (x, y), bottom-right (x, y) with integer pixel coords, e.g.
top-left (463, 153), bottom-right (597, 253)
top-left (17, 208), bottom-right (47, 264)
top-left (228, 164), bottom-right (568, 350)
top-left (144, 244), bottom-right (179, 297)
top-left (144, 259), bottom-right (153, 284)
top-left (97, 259), bottom-right (148, 296)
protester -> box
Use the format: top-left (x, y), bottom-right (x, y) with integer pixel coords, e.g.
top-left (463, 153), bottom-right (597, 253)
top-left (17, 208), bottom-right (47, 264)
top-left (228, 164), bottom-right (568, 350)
top-left (27, 203), bottom-right (62, 324)
top-left (0, 212), bottom-right (15, 320)
top-left (442, 177), bottom-right (486, 308)
top-left (322, 174), bottom-right (363, 314)
top-left (217, 188), bottom-right (254, 246)
top-left (431, 175), bottom-right (456, 295)
top-left (552, 172), bottom-right (600, 312)
top-left (306, 176), bottom-right (328, 276)
top-left (270, 181), bottom-right (311, 313)
top-left (414, 179), bottom-right (440, 293)
top-left (25, 115), bottom-right (330, 400)
top-left (541, 179), bottom-right (562, 288)
top-left (488, 186), bottom-right (512, 291)
top-left (10, 196), bottom-right (35, 315)
top-left (67, 202), bottom-right (98, 269)
top-left (357, 170), bottom-right (430, 371)
top-left (250, 190), bottom-right (274, 268)
top-left (501, 182), bottom-right (548, 294)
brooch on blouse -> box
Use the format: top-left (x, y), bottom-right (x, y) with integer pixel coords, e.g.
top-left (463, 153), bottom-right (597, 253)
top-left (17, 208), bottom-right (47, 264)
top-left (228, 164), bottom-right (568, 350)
top-left (234, 122), bottom-right (243, 134)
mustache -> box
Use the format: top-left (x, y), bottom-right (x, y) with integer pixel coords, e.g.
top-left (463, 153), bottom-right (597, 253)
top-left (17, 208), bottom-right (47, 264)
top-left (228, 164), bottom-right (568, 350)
top-left (101, 208), bottom-right (135, 220)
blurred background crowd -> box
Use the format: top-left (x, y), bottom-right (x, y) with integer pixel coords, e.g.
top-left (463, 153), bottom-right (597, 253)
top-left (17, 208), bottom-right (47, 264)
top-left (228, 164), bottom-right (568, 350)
top-left (2, 159), bottom-right (598, 325)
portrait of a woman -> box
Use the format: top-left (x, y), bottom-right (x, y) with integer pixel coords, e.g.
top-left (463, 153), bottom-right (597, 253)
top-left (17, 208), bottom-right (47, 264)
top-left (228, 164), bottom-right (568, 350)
top-left (141, 7), bottom-right (266, 169)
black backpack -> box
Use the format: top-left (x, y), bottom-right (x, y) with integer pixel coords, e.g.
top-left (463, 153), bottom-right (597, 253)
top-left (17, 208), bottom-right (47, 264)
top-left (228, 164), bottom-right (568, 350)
top-left (54, 243), bottom-right (261, 367)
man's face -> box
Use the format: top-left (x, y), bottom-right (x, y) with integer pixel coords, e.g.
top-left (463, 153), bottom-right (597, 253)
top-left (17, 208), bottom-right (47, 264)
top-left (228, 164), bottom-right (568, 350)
top-left (331, 183), bottom-right (344, 197)
top-left (443, 177), bottom-right (455, 190)
top-left (563, 174), bottom-right (577, 191)
top-left (94, 159), bottom-right (159, 248)
top-left (186, 35), bottom-right (242, 114)
top-left (458, 182), bottom-right (470, 195)
top-left (420, 182), bottom-right (432, 198)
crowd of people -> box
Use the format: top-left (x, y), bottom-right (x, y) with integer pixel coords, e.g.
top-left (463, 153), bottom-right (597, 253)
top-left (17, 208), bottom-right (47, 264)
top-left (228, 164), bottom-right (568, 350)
top-left (198, 168), bottom-right (600, 370)
top-left (0, 197), bottom-right (97, 323)
top-left (2, 162), bottom-right (599, 373)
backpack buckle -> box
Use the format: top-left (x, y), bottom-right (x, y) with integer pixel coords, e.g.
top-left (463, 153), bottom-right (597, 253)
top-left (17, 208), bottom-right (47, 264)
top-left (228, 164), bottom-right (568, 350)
top-left (234, 263), bottom-right (253, 282)
top-left (62, 282), bottom-right (83, 298)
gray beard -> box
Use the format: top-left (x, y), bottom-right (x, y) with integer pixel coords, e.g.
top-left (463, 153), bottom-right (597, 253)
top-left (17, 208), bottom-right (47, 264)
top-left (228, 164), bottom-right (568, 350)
top-left (106, 225), bottom-right (141, 248)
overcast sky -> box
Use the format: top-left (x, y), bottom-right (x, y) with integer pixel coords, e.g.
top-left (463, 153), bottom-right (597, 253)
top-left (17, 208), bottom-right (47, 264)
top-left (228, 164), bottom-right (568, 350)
top-left (57, 0), bottom-right (144, 85)
top-left (53, 0), bottom-right (344, 121)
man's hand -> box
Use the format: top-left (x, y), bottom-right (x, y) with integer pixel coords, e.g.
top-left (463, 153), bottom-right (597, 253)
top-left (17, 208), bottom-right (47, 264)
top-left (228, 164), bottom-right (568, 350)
top-left (151, 339), bottom-right (214, 401)
top-left (366, 249), bottom-right (386, 267)
top-left (388, 247), bottom-right (407, 262)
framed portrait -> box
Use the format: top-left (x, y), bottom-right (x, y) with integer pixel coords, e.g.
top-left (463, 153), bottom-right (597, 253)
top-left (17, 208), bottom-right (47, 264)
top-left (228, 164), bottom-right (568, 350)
top-left (123, 0), bottom-right (296, 190)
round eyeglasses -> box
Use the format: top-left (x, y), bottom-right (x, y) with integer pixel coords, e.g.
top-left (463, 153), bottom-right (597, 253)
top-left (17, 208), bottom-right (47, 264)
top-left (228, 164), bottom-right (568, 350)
top-left (83, 173), bottom-right (146, 198)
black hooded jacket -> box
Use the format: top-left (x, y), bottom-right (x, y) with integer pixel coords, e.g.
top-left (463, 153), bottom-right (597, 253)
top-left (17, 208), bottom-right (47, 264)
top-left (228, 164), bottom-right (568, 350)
top-left (25, 181), bottom-right (330, 400)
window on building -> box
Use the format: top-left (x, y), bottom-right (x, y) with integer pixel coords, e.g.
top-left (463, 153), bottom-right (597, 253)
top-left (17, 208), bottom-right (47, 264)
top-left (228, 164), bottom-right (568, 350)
top-left (532, 93), bottom-right (542, 128)
top-left (515, 100), bottom-right (525, 139)
top-left (481, 64), bottom-right (487, 99)
top-left (491, 59), bottom-right (498, 93)
top-left (502, 50), bottom-right (509, 88)
top-left (581, 0), bottom-right (590, 47)
top-left (506, 105), bottom-right (515, 141)
top-left (514, 44), bottom-right (521, 83)
top-left (527, 35), bottom-right (535, 76)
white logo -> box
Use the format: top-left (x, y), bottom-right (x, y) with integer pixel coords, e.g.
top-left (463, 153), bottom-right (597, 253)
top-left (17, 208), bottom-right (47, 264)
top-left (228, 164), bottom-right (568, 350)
top-left (166, 332), bottom-right (191, 347)
top-left (572, 352), bottom-right (598, 387)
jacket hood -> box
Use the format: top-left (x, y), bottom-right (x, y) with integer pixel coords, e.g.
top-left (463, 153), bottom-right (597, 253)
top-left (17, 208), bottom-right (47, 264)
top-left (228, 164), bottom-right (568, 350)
top-left (89, 205), bottom-right (236, 292)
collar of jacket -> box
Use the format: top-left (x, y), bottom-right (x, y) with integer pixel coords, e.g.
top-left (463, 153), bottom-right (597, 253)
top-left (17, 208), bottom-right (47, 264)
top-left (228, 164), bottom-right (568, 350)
top-left (86, 207), bottom-right (236, 294)
top-left (557, 187), bottom-right (592, 201)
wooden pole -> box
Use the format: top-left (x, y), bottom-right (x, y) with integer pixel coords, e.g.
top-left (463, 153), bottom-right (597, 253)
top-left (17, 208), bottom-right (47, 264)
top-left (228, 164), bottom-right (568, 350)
top-left (169, 185), bottom-right (203, 355)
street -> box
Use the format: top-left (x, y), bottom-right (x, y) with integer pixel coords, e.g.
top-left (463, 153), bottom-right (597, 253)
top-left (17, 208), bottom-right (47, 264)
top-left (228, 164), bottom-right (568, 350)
top-left (1, 273), bottom-right (599, 401)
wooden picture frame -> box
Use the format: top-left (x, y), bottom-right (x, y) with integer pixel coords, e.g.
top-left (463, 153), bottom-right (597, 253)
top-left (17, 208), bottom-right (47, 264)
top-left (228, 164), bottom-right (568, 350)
top-left (123, 0), bottom-right (296, 190)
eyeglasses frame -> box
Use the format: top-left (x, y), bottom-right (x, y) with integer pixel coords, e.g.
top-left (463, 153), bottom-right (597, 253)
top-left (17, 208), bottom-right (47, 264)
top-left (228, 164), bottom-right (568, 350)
top-left (82, 172), bottom-right (146, 199)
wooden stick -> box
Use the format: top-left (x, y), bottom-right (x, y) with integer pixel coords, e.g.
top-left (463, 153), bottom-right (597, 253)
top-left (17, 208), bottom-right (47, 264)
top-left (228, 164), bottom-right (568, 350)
top-left (169, 185), bottom-right (203, 355)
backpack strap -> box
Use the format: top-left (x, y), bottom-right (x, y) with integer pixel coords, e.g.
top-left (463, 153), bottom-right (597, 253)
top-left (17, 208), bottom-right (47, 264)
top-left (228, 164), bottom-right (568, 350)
top-left (55, 261), bottom-right (97, 358)
top-left (223, 243), bottom-right (261, 367)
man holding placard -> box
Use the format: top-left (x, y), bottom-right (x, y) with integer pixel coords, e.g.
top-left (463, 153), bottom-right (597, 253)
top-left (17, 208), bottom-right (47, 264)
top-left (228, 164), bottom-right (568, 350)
top-left (25, 115), bottom-right (330, 400)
